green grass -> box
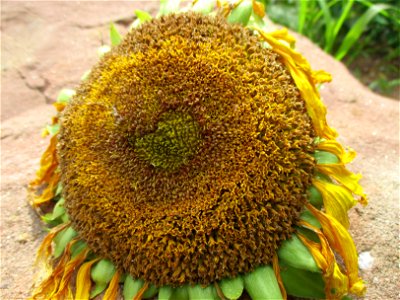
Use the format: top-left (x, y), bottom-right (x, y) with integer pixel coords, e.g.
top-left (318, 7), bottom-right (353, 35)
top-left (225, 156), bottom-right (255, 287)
top-left (259, 0), bottom-right (400, 98)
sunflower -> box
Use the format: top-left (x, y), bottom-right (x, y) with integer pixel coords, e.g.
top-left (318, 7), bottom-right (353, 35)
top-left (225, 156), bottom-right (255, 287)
top-left (29, 1), bottom-right (367, 299)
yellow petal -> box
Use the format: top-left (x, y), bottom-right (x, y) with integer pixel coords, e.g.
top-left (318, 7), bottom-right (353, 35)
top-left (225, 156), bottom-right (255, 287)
top-left (317, 140), bottom-right (356, 164)
top-left (311, 70), bottom-right (332, 84)
top-left (298, 229), bottom-right (349, 300)
top-left (104, 270), bottom-right (122, 300)
top-left (272, 253), bottom-right (287, 300)
top-left (305, 204), bottom-right (366, 296)
top-left (33, 222), bottom-right (71, 285)
top-left (312, 179), bottom-right (356, 228)
top-left (317, 163), bottom-right (367, 206)
top-left (53, 246), bottom-right (90, 298)
top-left (31, 172), bottom-right (61, 207)
top-left (75, 258), bottom-right (101, 299)
top-left (267, 28), bottom-right (296, 48)
top-left (53, 101), bottom-right (66, 112)
top-left (254, 28), bottom-right (337, 139)
top-left (29, 135), bottom-right (60, 207)
top-left (133, 281), bottom-right (150, 300)
top-left (31, 238), bottom-right (76, 299)
top-left (252, 0), bottom-right (265, 18)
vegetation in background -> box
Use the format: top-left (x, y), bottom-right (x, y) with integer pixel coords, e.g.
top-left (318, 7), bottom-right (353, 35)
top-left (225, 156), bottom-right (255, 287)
top-left (259, 0), bottom-right (400, 98)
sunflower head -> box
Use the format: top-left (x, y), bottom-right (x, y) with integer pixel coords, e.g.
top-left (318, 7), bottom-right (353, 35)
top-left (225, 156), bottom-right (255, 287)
top-left (29, 1), bottom-right (367, 300)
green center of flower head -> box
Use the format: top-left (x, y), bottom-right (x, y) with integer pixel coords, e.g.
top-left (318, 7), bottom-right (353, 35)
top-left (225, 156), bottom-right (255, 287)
top-left (134, 111), bottom-right (201, 170)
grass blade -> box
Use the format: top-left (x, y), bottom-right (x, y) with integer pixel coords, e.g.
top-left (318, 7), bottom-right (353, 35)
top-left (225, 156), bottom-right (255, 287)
top-left (297, 0), bottom-right (308, 34)
top-left (335, 4), bottom-right (391, 60)
top-left (327, 0), bottom-right (355, 53)
top-left (317, 0), bottom-right (335, 52)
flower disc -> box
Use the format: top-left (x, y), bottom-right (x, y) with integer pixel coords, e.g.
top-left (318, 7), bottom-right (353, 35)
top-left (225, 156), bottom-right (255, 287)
top-left (59, 12), bottom-right (316, 286)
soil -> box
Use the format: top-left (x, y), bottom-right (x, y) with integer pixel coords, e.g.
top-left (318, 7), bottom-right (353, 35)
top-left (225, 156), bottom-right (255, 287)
top-left (1, 1), bottom-right (399, 300)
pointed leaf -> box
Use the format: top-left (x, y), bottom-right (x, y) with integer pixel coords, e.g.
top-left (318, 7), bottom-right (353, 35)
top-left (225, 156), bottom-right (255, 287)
top-left (278, 234), bottom-right (320, 273)
top-left (188, 284), bottom-right (217, 300)
top-left (57, 89), bottom-right (75, 103)
top-left (123, 276), bottom-right (143, 300)
top-left (158, 286), bottom-right (173, 300)
top-left (280, 262), bottom-right (325, 298)
top-left (158, 0), bottom-right (181, 16)
top-left (135, 9), bottom-right (152, 22)
top-left (192, 0), bottom-right (216, 15)
top-left (314, 150), bottom-right (339, 164)
top-left (243, 265), bottom-right (283, 300)
top-left (171, 285), bottom-right (189, 300)
top-left (219, 276), bottom-right (244, 300)
top-left (110, 23), bottom-right (122, 46)
top-left (54, 227), bottom-right (77, 258)
top-left (227, 0), bottom-right (253, 26)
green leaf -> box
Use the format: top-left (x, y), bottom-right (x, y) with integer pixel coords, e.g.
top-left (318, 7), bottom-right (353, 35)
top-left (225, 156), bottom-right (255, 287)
top-left (171, 285), bottom-right (189, 300)
top-left (308, 185), bottom-right (323, 209)
top-left (158, 0), bottom-right (181, 16)
top-left (54, 226), bottom-right (77, 258)
top-left (110, 23), bottom-right (122, 46)
top-left (135, 10), bottom-right (152, 22)
top-left (188, 284), bottom-right (217, 300)
top-left (48, 197), bottom-right (66, 220)
top-left (300, 209), bottom-right (321, 228)
top-left (46, 123), bottom-right (60, 136)
top-left (91, 259), bottom-right (116, 285)
top-left (143, 284), bottom-right (158, 299)
top-left (227, 0), bottom-right (253, 26)
top-left (70, 240), bottom-right (87, 258)
top-left (243, 265), bottom-right (282, 300)
top-left (219, 276), bottom-right (244, 300)
top-left (57, 88), bottom-right (75, 103)
top-left (81, 70), bottom-right (91, 81)
top-left (158, 286), bottom-right (173, 300)
top-left (191, 0), bottom-right (216, 15)
top-left (280, 262), bottom-right (325, 299)
top-left (296, 226), bottom-right (321, 243)
top-left (123, 276), bottom-right (143, 300)
top-left (90, 282), bottom-right (108, 298)
top-left (277, 234), bottom-right (320, 273)
top-left (313, 150), bottom-right (339, 164)
top-left (335, 4), bottom-right (391, 60)
top-left (97, 45), bottom-right (111, 58)
top-left (55, 182), bottom-right (63, 196)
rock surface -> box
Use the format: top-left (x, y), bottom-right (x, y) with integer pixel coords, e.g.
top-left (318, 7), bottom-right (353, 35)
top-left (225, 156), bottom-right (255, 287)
top-left (1, 1), bottom-right (398, 299)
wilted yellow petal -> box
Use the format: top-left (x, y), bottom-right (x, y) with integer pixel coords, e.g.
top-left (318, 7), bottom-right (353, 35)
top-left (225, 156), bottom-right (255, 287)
top-left (311, 70), bottom-right (332, 84)
top-left (33, 222), bottom-right (71, 283)
top-left (317, 140), bottom-right (356, 164)
top-left (132, 281), bottom-right (150, 300)
top-left (317, 163), bottom-right (367, 206)
top-left (103, 270), bottom-right (122, 300)
top-left (312, 178), bottom-right (356, 228)
top-left (29, 135), bottom-right (60, 207)
top-left (298, 230), bottom-right (349, 300)
top-left (53, 246), bottom-right (90, 298)
top-left (255, 28), bottom-right (337, 139)
top-left (31, 172), bottom-right (60, 207)
top-left (31, 238), bottom-right (76, 299)
top-left (252, 0), bottom-right (265, 18)
top-left (305, 204), bottom-right (366, 297)
top-left (75, 258), bottom-right (101, 299)
top-left (272, 253), bottom-right (287, 300)
top-left (267, 28), bottom-right (296, 48)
